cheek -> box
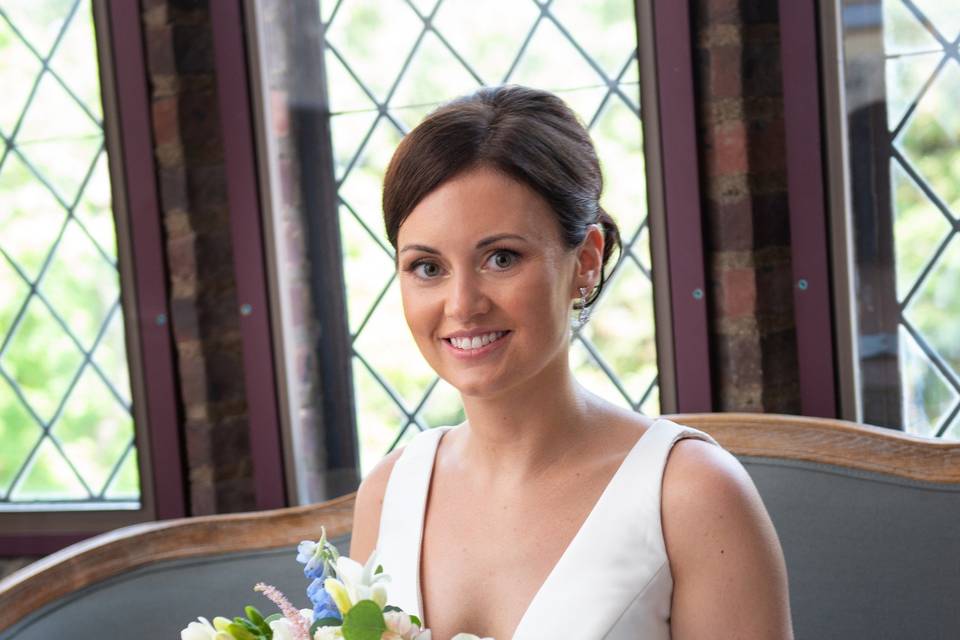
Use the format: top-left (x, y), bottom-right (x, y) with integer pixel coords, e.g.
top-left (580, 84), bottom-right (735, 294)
top-left (505, 268), bottom-right (571, 330)
top-left (400, 283), bottom-right (439, 339)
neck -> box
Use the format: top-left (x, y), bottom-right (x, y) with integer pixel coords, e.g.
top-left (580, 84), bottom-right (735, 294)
top-left (455, 355), bottom-right (594, 483)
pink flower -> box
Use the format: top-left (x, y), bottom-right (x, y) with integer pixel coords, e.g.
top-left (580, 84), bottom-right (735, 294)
top-left (382, 611), bottom-right (431, 640)
top-left (254, 582), bottom-right (312, 640)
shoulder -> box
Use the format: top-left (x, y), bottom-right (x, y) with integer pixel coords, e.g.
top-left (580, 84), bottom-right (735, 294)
top-left (349, 446), bottom-right (406, 563)
top-left (662, 435), bottom-right (758, 517)
top-left (661, 435), bottom-right (773, 561)
top-left (661, 434), bottom-right (793, 637)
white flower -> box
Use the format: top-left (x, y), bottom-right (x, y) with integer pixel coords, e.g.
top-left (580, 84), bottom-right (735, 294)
top-left (382, 610), bottom-right (431, 640)
top-left (314, 626), bottom-right (345, 640)
top-left (325, 549), bottom-right (391, 613)
top-left (269, 608), bottom-right (314, 640)
top-left (450, 635), bottom-right (493, 640)
top-left (180, 617), bottom-right (232, 640)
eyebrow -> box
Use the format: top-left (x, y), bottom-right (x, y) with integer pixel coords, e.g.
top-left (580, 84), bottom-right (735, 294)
top-left (398, 233), bottom-right (529, 255)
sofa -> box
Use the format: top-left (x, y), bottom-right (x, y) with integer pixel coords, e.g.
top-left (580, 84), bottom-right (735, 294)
top-left (1, 413), bottom-right (958, 639)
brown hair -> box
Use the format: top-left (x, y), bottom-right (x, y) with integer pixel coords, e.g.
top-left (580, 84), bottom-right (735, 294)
top-left (382, 85), bottom-right (621, 307)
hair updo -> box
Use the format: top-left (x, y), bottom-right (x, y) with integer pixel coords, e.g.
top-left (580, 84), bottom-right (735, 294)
top-left (382, 85), bottom-right (621, 307)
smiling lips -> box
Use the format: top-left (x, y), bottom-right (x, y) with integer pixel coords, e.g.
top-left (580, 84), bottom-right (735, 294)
top-left (444, 330), bottom-right (510, 351)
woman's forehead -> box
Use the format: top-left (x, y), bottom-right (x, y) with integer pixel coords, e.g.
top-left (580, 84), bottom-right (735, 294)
top-left (396, 167), bottom-right (562, 247)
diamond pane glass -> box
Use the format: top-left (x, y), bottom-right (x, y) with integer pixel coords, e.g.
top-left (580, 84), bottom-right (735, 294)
top-left (841, 0), bottom-right (960, 438)
top-left (904, 237), bottom-right (960, 373)
top-left (103, 444), bottom-right (139, 500)
top-left (896, 62), bottom-right (960, 216)
top-left (323, 0), bottom-right (423, 105)
top-left (898, 325), bottom-right (958, 436)
top-left (0, 378), bottom-right (41, 497)
top-left (10, 436), bottom-right (88, 502)
top-left (323, 0), bottom-right (659, 468)
top-left (0, 0), bottom-right (141, 507)
top-left (52, 366), bottom-right (133, 495)
top-left (890, 161), bottom-right (951, 300)
top-left (432, 0), bottom-right (539, 85)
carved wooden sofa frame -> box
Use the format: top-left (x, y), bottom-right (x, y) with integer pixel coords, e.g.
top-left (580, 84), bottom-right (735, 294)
top-left (1, 413), bottom-right (958, 639)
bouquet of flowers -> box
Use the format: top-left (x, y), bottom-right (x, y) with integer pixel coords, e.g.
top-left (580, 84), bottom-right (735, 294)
top-left (179, 528), bottom-right (491, 640)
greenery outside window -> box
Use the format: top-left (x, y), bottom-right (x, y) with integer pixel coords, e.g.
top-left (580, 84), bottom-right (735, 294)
top-left (0, 0), bottom-right (151, 525)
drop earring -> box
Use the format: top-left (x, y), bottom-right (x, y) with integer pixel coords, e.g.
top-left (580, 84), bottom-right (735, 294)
top-left (576, 286), bottom-right (591, 328)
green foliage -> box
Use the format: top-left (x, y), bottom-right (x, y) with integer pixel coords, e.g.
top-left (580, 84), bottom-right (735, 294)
top-left (341, 600), bottom-right (387, 640)
top-left (0, 0), bottom-right (139, 505)
top-left (226, 621), bottom-right (260, 640)
top-left (244, 606), bottom-right (272, 636)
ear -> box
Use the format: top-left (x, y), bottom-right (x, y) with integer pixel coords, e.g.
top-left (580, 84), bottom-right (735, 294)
top-left (573, 224), bottom-right (604, 296)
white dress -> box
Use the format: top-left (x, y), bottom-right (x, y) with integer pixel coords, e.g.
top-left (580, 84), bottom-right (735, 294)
top-left (376, 418), bottom-right (720, 639)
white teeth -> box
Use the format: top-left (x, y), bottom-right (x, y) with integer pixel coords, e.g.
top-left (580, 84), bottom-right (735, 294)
top-left (449, 331), bottom-right (506, 351)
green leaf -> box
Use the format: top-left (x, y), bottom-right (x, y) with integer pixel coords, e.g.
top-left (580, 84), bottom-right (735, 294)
top-left (382, 605), bottom-right (402, 613)
top-left (264, 613), bottom-right (283, 624)
top-left (234, 617), bottom-right (261, 635)
top-left (341, 600), bottom-right (387, 640)
top-left (409, 614), bottom-right (421, 627)
top-left (244, 606), bottom-right (271, 635)
top-left (227, 622), bottom-right (259, 640)
top-left (245, 606), bottom-right (266, 626)
top-left (375, 564), bottom-right (384, 574)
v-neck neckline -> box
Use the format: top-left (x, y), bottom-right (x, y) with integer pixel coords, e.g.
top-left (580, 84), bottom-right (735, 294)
top-left (414, 419), bottom-right (664, 640)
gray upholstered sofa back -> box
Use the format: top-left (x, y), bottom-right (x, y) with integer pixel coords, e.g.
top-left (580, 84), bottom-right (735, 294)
top-left (0, 535), bottom-right (352, 640)
top-left (743, 457), bottom-right (960, 639)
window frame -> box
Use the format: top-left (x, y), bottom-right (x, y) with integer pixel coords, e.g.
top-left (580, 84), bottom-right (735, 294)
top-left (779, 0), bottom-right (840, 419)
top-left (820, 0), bottom-right (863, 422)
top-left (0, 0), bottom-right (186, 555)
top-left (647, 0), bottom-right (714, 412)
top-left (208, 0), bottom-right (288, 511)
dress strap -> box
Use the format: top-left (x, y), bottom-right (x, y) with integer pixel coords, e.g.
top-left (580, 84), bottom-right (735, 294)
top-left (376, 426), bottom-right (451, 618)
top-left (512, 418), bottom-right (719, 640)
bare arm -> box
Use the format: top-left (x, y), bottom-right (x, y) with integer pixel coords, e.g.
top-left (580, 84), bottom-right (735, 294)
top-left (662, 439), bottom-right (793, 639)
top-left (349, 447), bottom-right (404, 564)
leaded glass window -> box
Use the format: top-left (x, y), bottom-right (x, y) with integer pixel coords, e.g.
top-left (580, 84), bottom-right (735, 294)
top-left (837, 0), bottom-right (960, 438)
top-left (0, 0), bottom-right (140, 509)
top-left (320, 0), bottom-right (659, 474)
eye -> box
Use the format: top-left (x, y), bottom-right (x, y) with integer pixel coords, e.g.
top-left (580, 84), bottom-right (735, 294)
top-left (487, 249), bottom-right (520, 271)
top-left (410, 260), bottom-right (443, 280)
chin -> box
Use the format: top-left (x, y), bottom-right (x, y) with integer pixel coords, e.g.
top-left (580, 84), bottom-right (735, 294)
top-left (453, 380), bottom-right (508, 399)
top-left (440, 370), bottom-right (507, 398)
top-left (441, 359), bottom-right (546, 400)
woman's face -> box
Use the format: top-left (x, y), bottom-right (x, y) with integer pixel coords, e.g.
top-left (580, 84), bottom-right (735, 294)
top-left (396, 166), bottom-right (591, 399)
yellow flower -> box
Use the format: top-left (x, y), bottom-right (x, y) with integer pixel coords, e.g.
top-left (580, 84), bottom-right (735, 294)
top-left (324, 577), bottom-right (353, 614)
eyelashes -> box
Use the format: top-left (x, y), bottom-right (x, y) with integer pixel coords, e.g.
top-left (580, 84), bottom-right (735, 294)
top-left (404, 249), bottom-right (523, 281)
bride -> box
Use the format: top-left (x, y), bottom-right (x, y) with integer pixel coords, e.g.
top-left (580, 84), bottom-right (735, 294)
top-left (349, 85), bottom-right (793, 640)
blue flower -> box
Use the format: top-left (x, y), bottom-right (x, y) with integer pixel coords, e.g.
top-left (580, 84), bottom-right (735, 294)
top-left (297, 527), bottom-right (340, 581)
top-left (308, 577), bottom-right (342, 622)
top-left (297, 540), bottom-right (325, 579)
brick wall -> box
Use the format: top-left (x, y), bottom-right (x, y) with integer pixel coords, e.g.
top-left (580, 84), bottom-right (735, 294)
top-left (141, 0), bottom-right (256, 514)
top-left (691, 0), bottom-right (801, 412)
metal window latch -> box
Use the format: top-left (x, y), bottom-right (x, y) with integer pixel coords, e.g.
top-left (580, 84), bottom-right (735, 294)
top-left (859, 333), bottom-right (897, 359)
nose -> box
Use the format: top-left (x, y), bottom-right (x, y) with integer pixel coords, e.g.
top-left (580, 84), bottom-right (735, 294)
top-left (445, 269), bottom-right (491, 322)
